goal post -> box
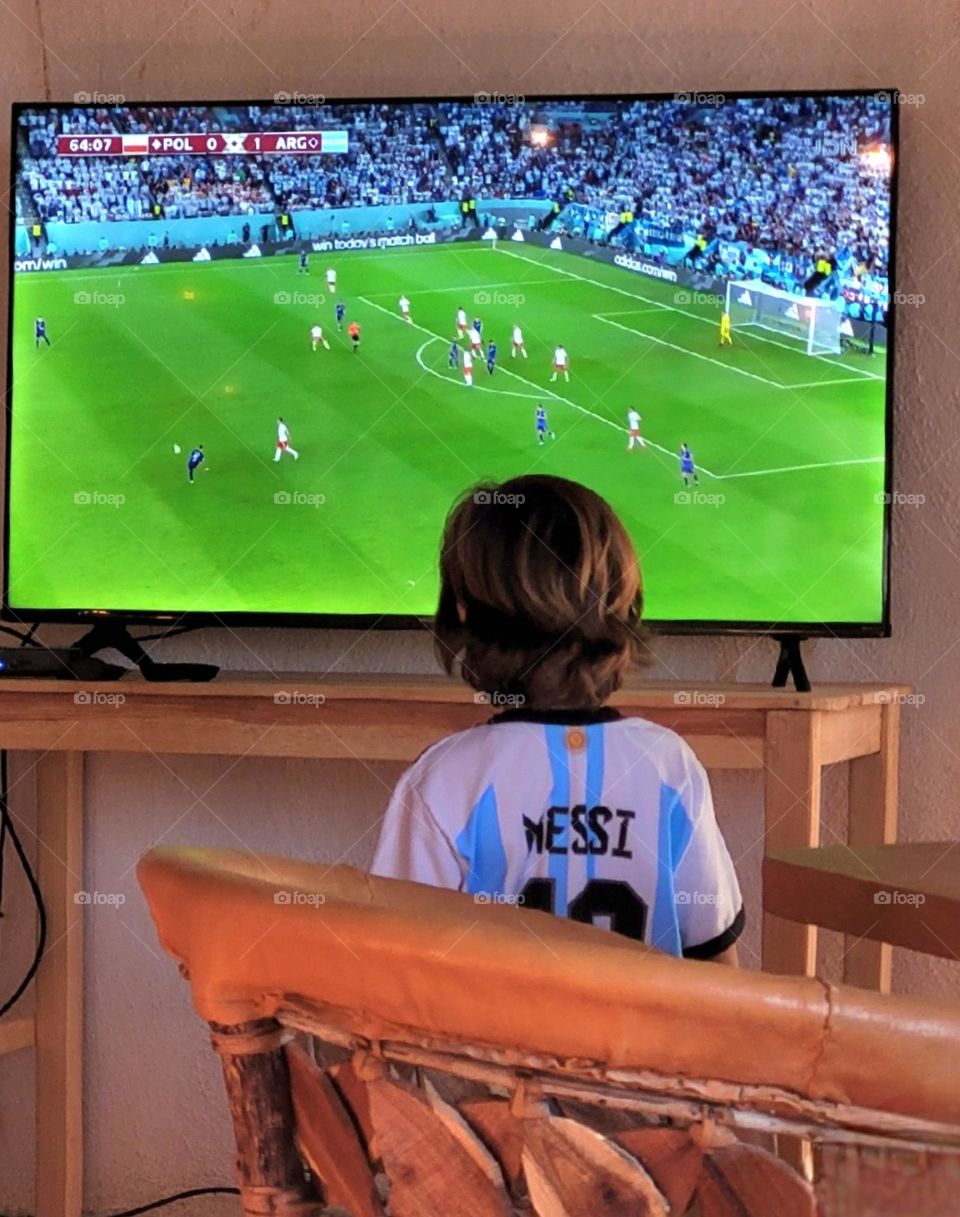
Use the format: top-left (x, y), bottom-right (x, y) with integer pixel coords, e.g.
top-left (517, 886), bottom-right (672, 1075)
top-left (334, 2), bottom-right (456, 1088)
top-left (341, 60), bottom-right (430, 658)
top-left (724, 278), bottom-right (844, 355)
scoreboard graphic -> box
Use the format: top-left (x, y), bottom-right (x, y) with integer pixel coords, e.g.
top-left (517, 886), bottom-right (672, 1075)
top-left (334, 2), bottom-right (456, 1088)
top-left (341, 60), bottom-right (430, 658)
top-left (55, 131), bottom-right (350, 156)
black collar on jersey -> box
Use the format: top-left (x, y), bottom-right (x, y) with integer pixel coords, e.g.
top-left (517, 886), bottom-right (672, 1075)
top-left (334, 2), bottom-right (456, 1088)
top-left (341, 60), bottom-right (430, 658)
top-left (489, 706), bottom-right (622, 726)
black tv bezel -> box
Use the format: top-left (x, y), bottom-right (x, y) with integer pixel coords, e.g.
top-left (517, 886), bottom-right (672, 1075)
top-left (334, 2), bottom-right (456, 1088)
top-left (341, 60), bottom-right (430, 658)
top-left (3, 89), bottom-right (899, 639)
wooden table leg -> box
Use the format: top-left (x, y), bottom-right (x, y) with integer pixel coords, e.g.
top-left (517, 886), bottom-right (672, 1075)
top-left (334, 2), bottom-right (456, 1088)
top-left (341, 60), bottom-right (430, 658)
top-left (843, 700), bottom-right (899, 992)
top-left (763, 711), bottom-right (821, 977)
top-left (35, 750), bottom-right (84, 1217)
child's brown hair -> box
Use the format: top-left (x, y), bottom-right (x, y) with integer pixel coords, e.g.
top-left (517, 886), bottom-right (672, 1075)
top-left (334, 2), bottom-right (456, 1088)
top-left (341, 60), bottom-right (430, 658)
top-left (434, 474), bottom-right (649, 708)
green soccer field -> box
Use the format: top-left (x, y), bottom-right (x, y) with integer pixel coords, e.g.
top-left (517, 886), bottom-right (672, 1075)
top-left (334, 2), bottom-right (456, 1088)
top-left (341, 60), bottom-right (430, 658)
top-left (9, 242), bottom-right (888, 624)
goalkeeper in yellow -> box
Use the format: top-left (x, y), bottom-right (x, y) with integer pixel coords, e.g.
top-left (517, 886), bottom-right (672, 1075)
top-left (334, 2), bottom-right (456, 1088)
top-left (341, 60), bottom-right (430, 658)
top-left (719, 310), bottom-right (733, 346)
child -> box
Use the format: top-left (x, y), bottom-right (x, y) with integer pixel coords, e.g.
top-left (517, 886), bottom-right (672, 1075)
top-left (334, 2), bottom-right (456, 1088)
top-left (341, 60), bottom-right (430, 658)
top-left (371, 475), bottom-right (743, 964)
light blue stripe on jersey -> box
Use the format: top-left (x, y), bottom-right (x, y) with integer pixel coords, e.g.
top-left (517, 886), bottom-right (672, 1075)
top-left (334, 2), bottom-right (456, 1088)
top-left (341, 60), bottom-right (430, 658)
top-left (544, 725), bottom-right (571, 914)
top-left (455, 784), bottom-right (507, 896)
top-left (651, 781), bottom-right (693, 956)
top-left (584, 724), bottom-right (606, 884)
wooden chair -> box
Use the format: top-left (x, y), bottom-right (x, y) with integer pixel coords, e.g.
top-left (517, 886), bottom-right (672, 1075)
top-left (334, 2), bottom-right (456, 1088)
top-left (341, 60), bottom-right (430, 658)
top-left (138, 847), bottom-right (960, 1217)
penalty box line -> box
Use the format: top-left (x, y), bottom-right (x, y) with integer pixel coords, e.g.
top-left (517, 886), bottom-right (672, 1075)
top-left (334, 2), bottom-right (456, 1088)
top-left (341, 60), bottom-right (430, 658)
top-left (496, 246), bottom-right (885, 383)
top-left (359, 297), bottom-right (881, 483)
top-left (358, 295), bottom-right (704, 473)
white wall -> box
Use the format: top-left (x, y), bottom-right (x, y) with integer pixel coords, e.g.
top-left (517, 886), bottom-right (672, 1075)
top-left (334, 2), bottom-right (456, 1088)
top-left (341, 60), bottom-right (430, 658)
top-left (1, 1), bottom-right (959, 1212)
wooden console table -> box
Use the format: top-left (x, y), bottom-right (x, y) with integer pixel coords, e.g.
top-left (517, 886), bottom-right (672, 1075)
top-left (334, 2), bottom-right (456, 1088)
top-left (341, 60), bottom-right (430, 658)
top-left (0, 676), bottom-right (904, 1217)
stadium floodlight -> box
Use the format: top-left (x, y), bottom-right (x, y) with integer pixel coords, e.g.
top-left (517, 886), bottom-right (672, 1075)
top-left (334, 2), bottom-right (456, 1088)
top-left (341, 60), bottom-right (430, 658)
top-left (725, 279), bottom-right (844, 356)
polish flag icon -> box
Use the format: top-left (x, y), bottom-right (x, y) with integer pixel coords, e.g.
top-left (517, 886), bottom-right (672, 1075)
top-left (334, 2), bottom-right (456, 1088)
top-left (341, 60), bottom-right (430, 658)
top-left (123, 134), bottom-right (149, 155)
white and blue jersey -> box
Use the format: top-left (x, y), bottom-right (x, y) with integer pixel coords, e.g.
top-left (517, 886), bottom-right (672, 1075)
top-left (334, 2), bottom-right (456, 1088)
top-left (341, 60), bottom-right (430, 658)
top-left (536, 406), bottom-right (548, 433)
top-left (372, 708), bottom-right (743, 959)
top-left (680, 447), bottom-right (695, 474)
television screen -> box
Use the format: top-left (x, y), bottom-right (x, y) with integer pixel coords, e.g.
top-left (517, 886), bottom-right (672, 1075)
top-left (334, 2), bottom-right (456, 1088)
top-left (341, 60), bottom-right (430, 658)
top-left (6, 92), bottom-right (896, 632)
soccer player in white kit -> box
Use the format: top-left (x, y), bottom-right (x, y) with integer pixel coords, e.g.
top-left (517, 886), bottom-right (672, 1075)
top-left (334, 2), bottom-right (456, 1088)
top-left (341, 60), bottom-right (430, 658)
top-left (456, 307), bottom-right (468, 337)
top-left (550, 344), bottom-right (569, 382)
top-left (627, 408), bottom-right (645, 451)
top-left (511, 323), bottom-right (527, 358)
top-left (274, 417), bottom-right (300, 461)
top-left (399, 295), bottom-right (412, 323)
top-left (310, 324), bottom-right (330, 351)
top-left (371, 474), bottom-right (743, 965)
top-left (326, 267), bottom-right (337, 294)
top-left (462, 347), bottom-right (474, 387)
top-left (468, 325), bottom-right (483, 355)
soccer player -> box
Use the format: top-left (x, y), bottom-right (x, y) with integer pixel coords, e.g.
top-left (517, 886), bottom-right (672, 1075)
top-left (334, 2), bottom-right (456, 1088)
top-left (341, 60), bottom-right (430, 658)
top-left (34, 317), bottom-right (51, 349)
top-left (468, 325), bottom-right (483, 356)
top-left (550, 344), bottom-right (569, 383)
top-left (298, 249), bottom-right (309, 275)
top-left (310, 323), bottom-right (330, 351)
top-left (275, 417), bottom-right (300, 462)
top-left (336, 301), bottom-right (345, 331)
top-left (486, 339), bottom-right (497, 375)
top-left (449, 339), bottom-right (460, 369)
top-left (462, 347), bottom-right (474, 387)
top-left (456, 307), bottom-right (468, 337)
top-left (347, 320), bottom-right (361, 353)
top-left (535, 404), bottom-right (555, 444)
top-left (399, 295), bottom-right (412, 324)
top-left (627, 409), bottom-right (645, 452)
top-left (719, 311), bottom-right (732, 346)
top-left (511, 323), bottom-right (527, 358)
top-left (326, 266), bottom-right (337, 295)
top-left (186, 444), bottom-right (204, 482)
top-left (680, 443), bottom-right (698, 486)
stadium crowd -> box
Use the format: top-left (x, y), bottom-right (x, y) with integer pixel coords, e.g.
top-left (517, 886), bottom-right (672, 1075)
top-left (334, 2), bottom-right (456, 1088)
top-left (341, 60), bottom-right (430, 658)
top-left (18, 96), bottom-right (890, 290)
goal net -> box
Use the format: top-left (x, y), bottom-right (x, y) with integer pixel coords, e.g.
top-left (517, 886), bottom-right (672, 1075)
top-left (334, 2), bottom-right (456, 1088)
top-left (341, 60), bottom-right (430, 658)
top-left (725, 279), bottom-right (844, 355)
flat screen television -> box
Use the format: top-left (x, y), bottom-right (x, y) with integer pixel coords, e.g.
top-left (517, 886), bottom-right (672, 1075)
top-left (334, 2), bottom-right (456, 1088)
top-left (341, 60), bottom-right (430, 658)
top-left (5, 91), bottom-right (897, 634)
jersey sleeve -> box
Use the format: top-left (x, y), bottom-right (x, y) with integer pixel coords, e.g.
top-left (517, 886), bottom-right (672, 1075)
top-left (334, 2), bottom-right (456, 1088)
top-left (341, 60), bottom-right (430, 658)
top-left (673, 753), bottom-right (744, 958)
top-left (370, 764), bottom-right (464, 889)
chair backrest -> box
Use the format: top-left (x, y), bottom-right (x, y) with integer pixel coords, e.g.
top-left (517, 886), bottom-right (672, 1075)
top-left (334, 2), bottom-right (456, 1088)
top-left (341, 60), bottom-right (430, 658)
top-left (138, 846), bottom-right (960, 1217)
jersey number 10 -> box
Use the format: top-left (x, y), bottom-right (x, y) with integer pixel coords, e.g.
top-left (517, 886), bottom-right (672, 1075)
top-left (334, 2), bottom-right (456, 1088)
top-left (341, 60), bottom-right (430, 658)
top-left (520, 877), bottom-right (648, 942)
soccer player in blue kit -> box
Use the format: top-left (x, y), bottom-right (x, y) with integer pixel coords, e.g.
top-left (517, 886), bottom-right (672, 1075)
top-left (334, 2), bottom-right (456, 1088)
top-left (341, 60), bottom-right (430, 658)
top-left (35, 317), bottom-right (51, 348)
top-left (336, 300), bottom-right (345, 331)
top-left (536, 404), bottom-right (555, 444)
top-left (486, 339), bottom-right (497, 375)
top-left (449, 339), bottom-right (460, 369)
top-left (187, 445), bottom-right (205, 482)
top-left (680, 443), bottom-right (698, 487)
